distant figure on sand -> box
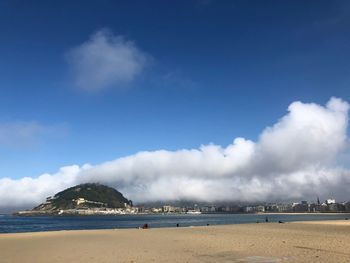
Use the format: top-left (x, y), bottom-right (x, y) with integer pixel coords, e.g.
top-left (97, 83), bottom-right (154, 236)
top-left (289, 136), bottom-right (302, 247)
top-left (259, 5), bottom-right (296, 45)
top-left (265, 216), bottom-right (268, 222)
top-left (142, 223), bottom-right (149, 229)
top-left (176, 223), bottom-right (179, 227)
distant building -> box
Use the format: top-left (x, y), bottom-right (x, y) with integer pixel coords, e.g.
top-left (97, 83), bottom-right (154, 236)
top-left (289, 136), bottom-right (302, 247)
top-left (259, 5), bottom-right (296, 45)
top-left (199, 206), bottom-right (214, 213)
top-left (309, 203), bottom-right (321, 212)
top-left (162, 205), bottom-right (182, 213)
top-left (292, 202), bottom-right (308, 212)
top-left (265, 204), bottom-right (279, 212)
top-left (345, 202), bottom-right (350, 212)
top-left (162, 205), bottom-right (174, 213)
top-left (254, 205), bottom-right (265, 213)
top-left (151, 207), bottom-right (162, 213)
top-left (243, 206), bottom-right (254, 213)
top-left (277, 204), bottom-right (293, 212)
top-left (320, 203), bottom-right (329, 212)
top-left (326, 199), bottom-right (336, 205)
top-left (329, 203), bottom-right (344, 212)
top-left (219, 205), bottom-right (241, 213)
top-left (74, 198), bottom-right (106, 207)
top-left (200, 206), bottom-right (209, 213)
top-left (76, 198), bottom-right (86, 205)
top-left (241, 205), bottom-right (264, 213)
top-left (135, 206), bottom-right (145, 213)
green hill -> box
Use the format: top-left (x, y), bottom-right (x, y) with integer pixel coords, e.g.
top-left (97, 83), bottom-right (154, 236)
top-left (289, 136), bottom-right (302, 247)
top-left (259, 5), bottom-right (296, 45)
top-left (34, 183), bottom-right (132, 211)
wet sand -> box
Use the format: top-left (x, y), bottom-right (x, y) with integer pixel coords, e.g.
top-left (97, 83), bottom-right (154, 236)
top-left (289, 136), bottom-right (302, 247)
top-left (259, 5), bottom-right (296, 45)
top-left (0, 220), bottom-right (349, 262)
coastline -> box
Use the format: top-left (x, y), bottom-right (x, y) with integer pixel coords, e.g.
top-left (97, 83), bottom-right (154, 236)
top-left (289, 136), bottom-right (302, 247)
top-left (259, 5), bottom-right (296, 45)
top-left (0, 220), bottom-right (349, 262)
top-left (11, 211), bottom-right (350, 216)
top-left (255, 212), bottom-right (350, 215)
top-left (2, 212), bottom-right (350, 234)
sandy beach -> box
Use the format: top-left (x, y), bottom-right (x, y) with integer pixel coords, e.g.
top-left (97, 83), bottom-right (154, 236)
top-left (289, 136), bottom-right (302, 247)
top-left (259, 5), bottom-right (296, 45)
top-left (0, 220), bottom-right (349, 263)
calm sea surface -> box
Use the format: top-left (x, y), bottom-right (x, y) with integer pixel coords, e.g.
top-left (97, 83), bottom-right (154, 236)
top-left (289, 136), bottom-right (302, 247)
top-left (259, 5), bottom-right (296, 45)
top-left (0, 213), bottom-right (349, 233)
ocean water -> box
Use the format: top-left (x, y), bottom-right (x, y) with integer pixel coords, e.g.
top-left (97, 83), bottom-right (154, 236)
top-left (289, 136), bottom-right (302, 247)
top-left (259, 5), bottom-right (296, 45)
top-left (0, 213), bottom-right (349, 233)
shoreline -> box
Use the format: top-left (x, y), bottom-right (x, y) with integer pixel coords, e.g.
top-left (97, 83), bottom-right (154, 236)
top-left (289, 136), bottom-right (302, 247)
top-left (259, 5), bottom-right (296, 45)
top-left (0, 218), bottom-right (349, 236)
top-left (256, 212), bottom-right (350, 215)
top-left (1, 218), bottom-right (349, 237)
top-left (1, 213), bottom-right (350, 235)
top-left (7, 211), bottom-right (350, 216)
top-left (0, 220), bottom-right (349, 262)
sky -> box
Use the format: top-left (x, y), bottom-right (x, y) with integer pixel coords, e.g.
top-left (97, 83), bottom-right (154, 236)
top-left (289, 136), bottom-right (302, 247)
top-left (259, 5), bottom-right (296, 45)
top-left (1, 0), bottom-right (350, 210)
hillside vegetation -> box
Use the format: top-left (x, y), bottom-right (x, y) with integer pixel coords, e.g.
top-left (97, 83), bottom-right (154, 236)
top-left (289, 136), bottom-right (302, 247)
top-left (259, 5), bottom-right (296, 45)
top-left (34, 183), bottom-right (132, 210)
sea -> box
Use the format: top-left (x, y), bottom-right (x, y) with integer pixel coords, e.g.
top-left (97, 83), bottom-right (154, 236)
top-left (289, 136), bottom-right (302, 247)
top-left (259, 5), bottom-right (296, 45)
top-left (1, 213), bottom-right (350, 233)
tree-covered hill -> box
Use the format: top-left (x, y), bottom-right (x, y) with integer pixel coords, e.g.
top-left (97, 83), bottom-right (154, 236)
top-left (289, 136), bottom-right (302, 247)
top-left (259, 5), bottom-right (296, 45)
top-left (34, 183), bottom-right (132, 211)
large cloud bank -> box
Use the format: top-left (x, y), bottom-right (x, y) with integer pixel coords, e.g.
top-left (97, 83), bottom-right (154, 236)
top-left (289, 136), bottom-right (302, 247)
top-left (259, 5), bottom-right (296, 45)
top-left (1, 98), bottom-right (349, 209)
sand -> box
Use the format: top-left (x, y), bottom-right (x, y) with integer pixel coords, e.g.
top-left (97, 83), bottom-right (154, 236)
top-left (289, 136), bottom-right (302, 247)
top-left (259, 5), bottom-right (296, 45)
top-left (0, 220), bottom-right (350, 263)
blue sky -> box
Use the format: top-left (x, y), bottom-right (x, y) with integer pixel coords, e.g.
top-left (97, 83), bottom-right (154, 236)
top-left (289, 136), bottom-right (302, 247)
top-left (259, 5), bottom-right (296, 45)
top-left (1, 0), bottom-right (350, 180)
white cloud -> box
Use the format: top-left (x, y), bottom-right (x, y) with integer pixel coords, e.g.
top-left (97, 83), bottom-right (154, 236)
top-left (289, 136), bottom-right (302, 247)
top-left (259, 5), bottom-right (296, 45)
top-left (0, 121), bottom-right (68, 149)
top-left (1, 97), bottom-right (349, 209)
top-left (0, 165), bottom-right (84, 208)
top-left (66, 29), bottom-right (150, 92)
